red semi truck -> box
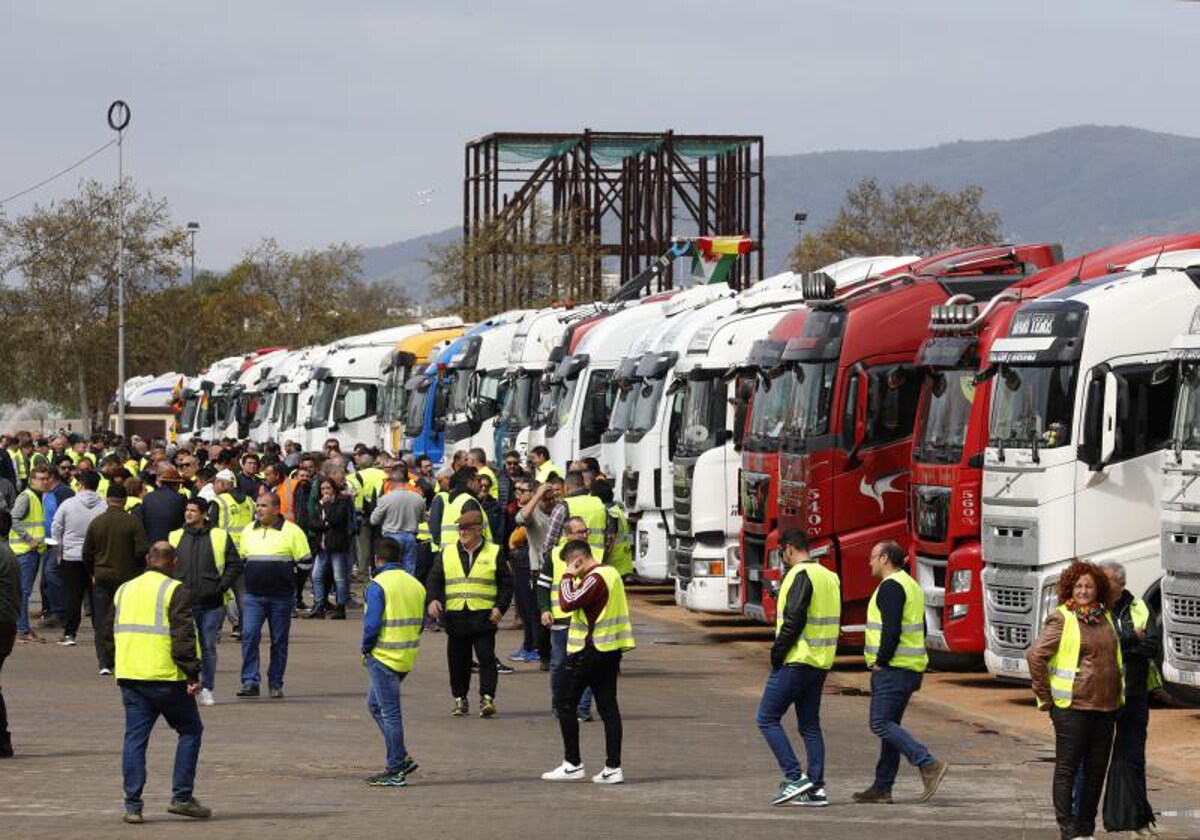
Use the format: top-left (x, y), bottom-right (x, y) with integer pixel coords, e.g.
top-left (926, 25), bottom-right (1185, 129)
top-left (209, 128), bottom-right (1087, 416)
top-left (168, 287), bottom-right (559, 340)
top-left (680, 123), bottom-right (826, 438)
top-left (740, 245), bottom-right (1063, 627)
top-left (909, 234), bottom-right (1200, 659)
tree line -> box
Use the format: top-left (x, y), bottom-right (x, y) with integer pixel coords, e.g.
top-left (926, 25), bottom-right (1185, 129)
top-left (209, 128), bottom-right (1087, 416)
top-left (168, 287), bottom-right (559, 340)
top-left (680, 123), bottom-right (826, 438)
top-left (0, 179), bottom-right (410, 425)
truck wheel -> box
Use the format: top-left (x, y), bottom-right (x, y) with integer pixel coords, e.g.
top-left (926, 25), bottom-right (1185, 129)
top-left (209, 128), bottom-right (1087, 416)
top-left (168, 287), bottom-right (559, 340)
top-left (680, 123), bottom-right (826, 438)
top-left (927, 649), bottom-right (986, 673)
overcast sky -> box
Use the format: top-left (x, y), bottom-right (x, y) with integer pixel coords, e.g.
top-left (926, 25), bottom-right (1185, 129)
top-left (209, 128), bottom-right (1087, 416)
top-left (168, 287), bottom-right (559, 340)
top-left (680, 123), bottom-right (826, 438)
top-left (3, 1), bottom-right (1199, 269)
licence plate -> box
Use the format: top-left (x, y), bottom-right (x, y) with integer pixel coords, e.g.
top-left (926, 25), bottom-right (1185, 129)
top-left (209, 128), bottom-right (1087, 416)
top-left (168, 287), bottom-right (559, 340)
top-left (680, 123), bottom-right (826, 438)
top-left (1001, 657), bottom-right (1023, 673)
top-left (1180, 669), bottom-right (1198, 685)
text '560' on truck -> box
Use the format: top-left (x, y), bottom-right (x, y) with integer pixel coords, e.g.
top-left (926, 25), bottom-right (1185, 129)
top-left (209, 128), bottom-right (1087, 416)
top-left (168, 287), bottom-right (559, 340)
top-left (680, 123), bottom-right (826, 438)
top-left (741, 244), bottom-right (1063, 628)
top-left (980, 247), bottom-right (1200, 700)
top-left (910, 234), bottom-right (1200, 662)
top-left (669, 258), bottom-right (916, 612)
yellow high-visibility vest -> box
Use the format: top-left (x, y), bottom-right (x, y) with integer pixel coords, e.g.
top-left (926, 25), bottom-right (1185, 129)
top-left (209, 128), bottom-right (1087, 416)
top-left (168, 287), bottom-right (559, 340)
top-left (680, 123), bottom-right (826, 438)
top-left (216, 492), bottom-right (255, 550)
top-left (566, 565), bottom-right (636, 654)
top-left (9, 488), bottom-right (45, 555)
top-left (606, 502), bottom-right (633, 577)
top-left (777, 562), bottom-right (841, 670)
top-left (1042, 605), bottom-right (1125, 710)
top-left (369, 568), bottom-right (426, 673)
top-left (438, 492), bottom-right (492, 550)
top-left (113, 571), bottom-right (193, 682)
top-left (558, 495), bottom-right (607, 552)
top-left (864, 570), bottom-right (928, 672)
top-left (442, 541), bottom-right (499, 611)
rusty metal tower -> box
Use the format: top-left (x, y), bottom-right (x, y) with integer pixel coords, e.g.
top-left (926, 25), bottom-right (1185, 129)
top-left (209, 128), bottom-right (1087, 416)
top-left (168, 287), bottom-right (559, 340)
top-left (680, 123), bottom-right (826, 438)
top-left (462, 129), bottom-right (764, 315)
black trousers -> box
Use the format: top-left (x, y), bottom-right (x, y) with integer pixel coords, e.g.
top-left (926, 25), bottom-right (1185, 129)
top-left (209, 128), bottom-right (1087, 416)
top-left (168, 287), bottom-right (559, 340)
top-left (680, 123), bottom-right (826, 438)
top-left (558, 648), bottom-right (623, 768)
top-left (511, 564), bottom-right (537, 651)
top-left (444, 610), bottom-right (498, 699)
top-left (0, 619), bottom-right (15, 750)
top-left (415, 541), bottom-right (435, 586)
top-left (92, 579), bottom-right (121, 671)
top-left (61, 561), bottom-right (90, 638)
top-left (1050, 706), bottom-right (1115, 839)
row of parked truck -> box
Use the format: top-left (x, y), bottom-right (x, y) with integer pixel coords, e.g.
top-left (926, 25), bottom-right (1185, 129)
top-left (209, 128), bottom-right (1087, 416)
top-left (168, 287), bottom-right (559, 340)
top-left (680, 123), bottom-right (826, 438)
top-left (118, 234), bottom-right (1200, 701)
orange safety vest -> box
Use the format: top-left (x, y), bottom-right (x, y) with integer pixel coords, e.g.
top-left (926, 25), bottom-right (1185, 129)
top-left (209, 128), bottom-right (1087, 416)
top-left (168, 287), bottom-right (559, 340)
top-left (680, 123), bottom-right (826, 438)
top-left (277, 477), bottom-right (299, 522)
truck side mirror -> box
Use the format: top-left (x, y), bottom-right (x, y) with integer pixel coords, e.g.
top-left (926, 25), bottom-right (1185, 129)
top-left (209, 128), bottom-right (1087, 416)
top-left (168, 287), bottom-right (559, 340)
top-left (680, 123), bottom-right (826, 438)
top-left (847, 368), bottom-right (869, 463)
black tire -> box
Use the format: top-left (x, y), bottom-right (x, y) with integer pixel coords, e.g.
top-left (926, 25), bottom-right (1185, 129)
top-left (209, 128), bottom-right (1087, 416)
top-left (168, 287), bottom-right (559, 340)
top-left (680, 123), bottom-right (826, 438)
top-left (927, 649), bottom-right (986, 673)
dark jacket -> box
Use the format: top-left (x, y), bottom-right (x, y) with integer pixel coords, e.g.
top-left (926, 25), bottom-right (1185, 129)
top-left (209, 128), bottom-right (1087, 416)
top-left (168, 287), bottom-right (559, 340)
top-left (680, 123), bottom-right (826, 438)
top-left (0, 542), bottom-right (19, 624)
top-left (82, 507), bottom-right (149, 584)
top-left (314, 496), bottom-right (352, 553)
top-left (237, 471), bottom-right (265, 501)
top-left (172, 525), bottom-right (243, 609)
top-left (136, 486), bottom-right (188, 544)
top-left (1112, 590), bottom-right (1162, 697)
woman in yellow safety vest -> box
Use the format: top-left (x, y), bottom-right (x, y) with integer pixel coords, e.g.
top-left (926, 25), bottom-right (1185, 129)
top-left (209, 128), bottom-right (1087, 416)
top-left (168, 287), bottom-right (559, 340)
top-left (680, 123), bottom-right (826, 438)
top-left (1026, 559), bottom-right (1123, 840)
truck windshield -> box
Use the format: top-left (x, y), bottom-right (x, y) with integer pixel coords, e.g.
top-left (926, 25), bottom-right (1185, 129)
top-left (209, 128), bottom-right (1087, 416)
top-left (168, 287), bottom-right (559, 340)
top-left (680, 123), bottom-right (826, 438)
top-left (546, 378), bottom-right (579, 436)
top-left (1174, 363), bottom-right (1200, 450)
top-left (989, 363), bottom-right (1077, 449)
top-left (609, 380), bottom-right (640, 435)
top-left (678, 373), bottom-right (726, 456)
top-left (179, 396), bottom-right (199, 431)
top-left (782, 362), bottom-right (835, 441)
top-left (404, 386), bottom-right (428, 437)
top-left (500, 373), bottom-right (535, 429)
top-left (379, 366), bottom-right (411, 423)
top-left (273, 392), bottom-right (298, 431)
top-left (531, 379), bottom-right (558, 430)
top-left (914, 368), bottom-right (975, 464)
top-left (250, 391), bottom-right (273, 428)
top-left (212, 396), bottom-right (233, 428)
top-left (748, 370), bottom-right (795, 443)
top-left (630, 374), bottom-right (667, 434)
top-left (309, 380), bottom-right (337, 427)
top-left (448, 369), bottom-right (472, 415)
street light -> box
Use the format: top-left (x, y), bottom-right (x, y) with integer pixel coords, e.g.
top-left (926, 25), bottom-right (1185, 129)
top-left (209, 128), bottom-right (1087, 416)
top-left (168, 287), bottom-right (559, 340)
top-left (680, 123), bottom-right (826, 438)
top-left (794, 212), bottom-right (808, 241)
top-left (186, 221), bottom-right (200, 284)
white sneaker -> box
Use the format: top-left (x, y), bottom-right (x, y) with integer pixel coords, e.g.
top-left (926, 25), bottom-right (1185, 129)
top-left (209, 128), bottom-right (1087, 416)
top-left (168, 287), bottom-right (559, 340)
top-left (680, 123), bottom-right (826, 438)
top-left (592, 766), bottom-right (624, 785)
top-left (57, 635), bottom-right (77, 646)
top-left (99, 667), bottom-right (113, 676)
top-left (541, 761), bottom-right (585, 782)
top-left (199, 689), bottom-right (215, 706)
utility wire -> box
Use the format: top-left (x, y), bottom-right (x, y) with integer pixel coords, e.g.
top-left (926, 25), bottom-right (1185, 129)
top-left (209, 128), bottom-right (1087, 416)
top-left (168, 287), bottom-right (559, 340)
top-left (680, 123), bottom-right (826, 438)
top-left (0, 138), bottom-right (118, 206)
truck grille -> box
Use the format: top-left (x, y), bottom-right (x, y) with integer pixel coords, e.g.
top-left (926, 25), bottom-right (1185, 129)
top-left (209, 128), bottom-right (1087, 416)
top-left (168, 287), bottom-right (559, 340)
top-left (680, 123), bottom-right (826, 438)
top-left (990, 622), bottom-right (1032, 651)
top-left (741, 472), bottom-right (770, 525)
top-left (988, 587), bottom-right (1033, 612)
top-left (623, 470), bottom-right (640, 510)
top-left (1168, 595), bottom-right (1200, 622)
top-left (674, 537), bottom-right (695, 582)
top-left (912, 485), bottom-right (950, 544)
top-left (1169, 632), bottom-right (1200, 663)
top-left (742, 534), bottom-right (765, 607)
top-left (673, 462), bottom-right (694, 536)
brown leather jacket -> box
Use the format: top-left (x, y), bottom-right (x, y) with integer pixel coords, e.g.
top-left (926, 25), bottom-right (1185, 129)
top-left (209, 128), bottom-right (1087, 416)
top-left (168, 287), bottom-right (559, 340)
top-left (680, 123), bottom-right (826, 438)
top-left (1027, 609), bottom-right (1122, 712)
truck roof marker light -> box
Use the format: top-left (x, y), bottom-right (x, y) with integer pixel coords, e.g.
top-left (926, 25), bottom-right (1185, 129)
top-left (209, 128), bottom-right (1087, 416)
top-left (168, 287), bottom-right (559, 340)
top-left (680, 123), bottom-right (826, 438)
top-left (800, 271), bottom-right (836, 300)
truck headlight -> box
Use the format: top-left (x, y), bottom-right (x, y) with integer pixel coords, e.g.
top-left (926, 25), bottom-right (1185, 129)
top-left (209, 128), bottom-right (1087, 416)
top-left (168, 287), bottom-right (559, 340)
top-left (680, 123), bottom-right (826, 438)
top-left (949, 569), bottom-right (972, 594)
top-left (638, 531), bottom-right (649, 557)
top-left (766, 547), bottom-right (782, 572)
top-left (1040, 584), bottom-right (1059, 621)
top-left (950, 604), bottom-right (969, 620)
top-left (693, 560), bottom-right (725, 577)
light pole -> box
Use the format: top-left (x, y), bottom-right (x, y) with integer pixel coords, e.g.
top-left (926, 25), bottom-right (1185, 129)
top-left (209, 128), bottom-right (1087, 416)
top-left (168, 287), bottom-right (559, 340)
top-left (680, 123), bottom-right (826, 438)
top-left (187, 221), bottom-right (200, 283)
top-left (109, 100), bottom-right (131, 438)
top-left (794, 212), bottom-right (808, 242)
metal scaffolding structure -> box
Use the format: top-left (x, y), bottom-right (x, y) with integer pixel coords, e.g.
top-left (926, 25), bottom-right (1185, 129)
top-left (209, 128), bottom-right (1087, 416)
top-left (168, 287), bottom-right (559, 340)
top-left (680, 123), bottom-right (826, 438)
top-left (462, 129), bottom-right (764, 314)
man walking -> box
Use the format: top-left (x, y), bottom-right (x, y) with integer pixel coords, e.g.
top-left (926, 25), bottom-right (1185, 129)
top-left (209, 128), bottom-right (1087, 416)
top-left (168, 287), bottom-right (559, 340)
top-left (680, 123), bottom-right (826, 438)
top-left (82, 485), bottom-right (149, 676)
top-left (38, 462), bottom-right (72, 630)
top-left (756, 529), bottom-right (840, 807)
top-left (236, 492), bottom-right (311, 698)
top-left (370, 462), bottom-right (426, 575)
top-left (426, 508), bottom-right (511, 717)
top-left (114, 541), bottom-right (210, 823)
top-left (541, 538), bottom-right (634, 784)
top-left (10, 465), bottom-right (48, 642)
top-left (853, 540), bottom-right (948, 804)
top-left (362, 538), bottom-right (424, 788)
top-left (50, 471), bottom-right (105, 646)
top-left (170, 499), bottom-right (242, 706)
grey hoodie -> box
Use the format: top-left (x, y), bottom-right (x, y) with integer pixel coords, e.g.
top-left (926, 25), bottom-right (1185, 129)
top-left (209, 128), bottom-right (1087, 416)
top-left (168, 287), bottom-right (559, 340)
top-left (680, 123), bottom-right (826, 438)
top-left (51, 490), bottom-right (106, 562)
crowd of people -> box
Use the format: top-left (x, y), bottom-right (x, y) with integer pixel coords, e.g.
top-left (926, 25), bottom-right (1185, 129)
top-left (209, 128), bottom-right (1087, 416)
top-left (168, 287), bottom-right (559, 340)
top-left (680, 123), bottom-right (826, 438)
top-left (0, 430), bottom-right (637, 819)
top-left (0, 430), bottom-right (1166, 836)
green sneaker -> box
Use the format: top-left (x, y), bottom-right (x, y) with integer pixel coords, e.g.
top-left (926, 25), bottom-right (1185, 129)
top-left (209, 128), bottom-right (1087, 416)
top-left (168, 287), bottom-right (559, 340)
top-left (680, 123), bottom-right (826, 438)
top-left (401, 754), bottom-right (419, 775)
top-left (166, 797), bottom-right (212, 819)
top-left (771, 775), bottom-right (814, 806)
top-left (366, 770), bottom-right (407, 788)
top-left (790, 786), bottom-right (828, 807)
top-left (480, 695), bottom-right (497, 718)
top-left (452, 697), bottom-right (468, 717)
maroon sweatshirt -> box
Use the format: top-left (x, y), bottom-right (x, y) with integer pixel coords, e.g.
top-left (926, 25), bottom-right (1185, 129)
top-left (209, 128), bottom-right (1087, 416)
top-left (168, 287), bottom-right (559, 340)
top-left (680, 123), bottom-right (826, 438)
top-left (558, 568), bottom-right (610, 650)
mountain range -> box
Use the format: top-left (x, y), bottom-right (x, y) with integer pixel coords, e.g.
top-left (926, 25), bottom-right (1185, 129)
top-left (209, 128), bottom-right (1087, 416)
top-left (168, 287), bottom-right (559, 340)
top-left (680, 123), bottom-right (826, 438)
top-left (362, 125), bottom-right (1200, 301)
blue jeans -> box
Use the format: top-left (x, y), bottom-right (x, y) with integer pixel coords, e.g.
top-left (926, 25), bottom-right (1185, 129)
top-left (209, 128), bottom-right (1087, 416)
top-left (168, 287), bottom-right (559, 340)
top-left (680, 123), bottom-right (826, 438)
top-left (194, 606), bottom-right (225, 691)
top-left (15, 551), bottom-right (40, 633)
top-left (869, 667), bottom-right (934, 792)
top-left (549, 627), bottom-right (593, 713)
top-left (240, 593), bottom-right (293, 688)
top-left (366, 657), bottom-right (408, 773)
top-left (313, 551), bottom-right (350, 605)
top-left (383, 532), bottom-right (418, 575)
top-left (756, 664), bottom-right (828, 785)
top-left (120, 681), bottom-right (203, 812)
top-left (40, 552), bottom-right (64, 620)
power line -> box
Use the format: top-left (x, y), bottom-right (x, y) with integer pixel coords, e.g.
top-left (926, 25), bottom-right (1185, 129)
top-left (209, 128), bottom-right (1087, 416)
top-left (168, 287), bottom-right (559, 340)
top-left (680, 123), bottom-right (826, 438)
top-left (0, 138), bottom-right (118, 206)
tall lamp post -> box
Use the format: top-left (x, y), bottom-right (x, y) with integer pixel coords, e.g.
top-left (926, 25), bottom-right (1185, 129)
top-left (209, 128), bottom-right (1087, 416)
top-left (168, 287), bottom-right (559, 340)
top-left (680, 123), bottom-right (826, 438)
top-left (109, 100), bottom-right (131, 438)
top-left (187, 221), bottom-right (200, 283)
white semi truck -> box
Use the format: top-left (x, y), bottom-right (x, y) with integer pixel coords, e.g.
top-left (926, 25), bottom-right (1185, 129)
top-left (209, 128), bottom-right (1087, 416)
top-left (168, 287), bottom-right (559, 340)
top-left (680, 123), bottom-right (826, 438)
top-left (219, 349), bottom-right (290, 441)
top-left (981, 251), bottom-right (1200, 680)
top-left (669, 257), bottom-right (915, 610)
top-left (495, 307), bottom-right (581, 460)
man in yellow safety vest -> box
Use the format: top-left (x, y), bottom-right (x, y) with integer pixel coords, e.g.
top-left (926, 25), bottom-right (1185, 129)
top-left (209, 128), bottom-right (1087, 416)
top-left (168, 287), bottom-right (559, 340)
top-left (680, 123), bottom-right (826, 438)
top-left (853, 540), bottom-right (948, 805)
top-left (541, 538), bottom-right (634, 786)
top-left (757, 529), bottom-right (840, 807)
top-left (113, 541), bottom-right (211, 824)
top-left (361, 538), bottom-right (425, 788)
